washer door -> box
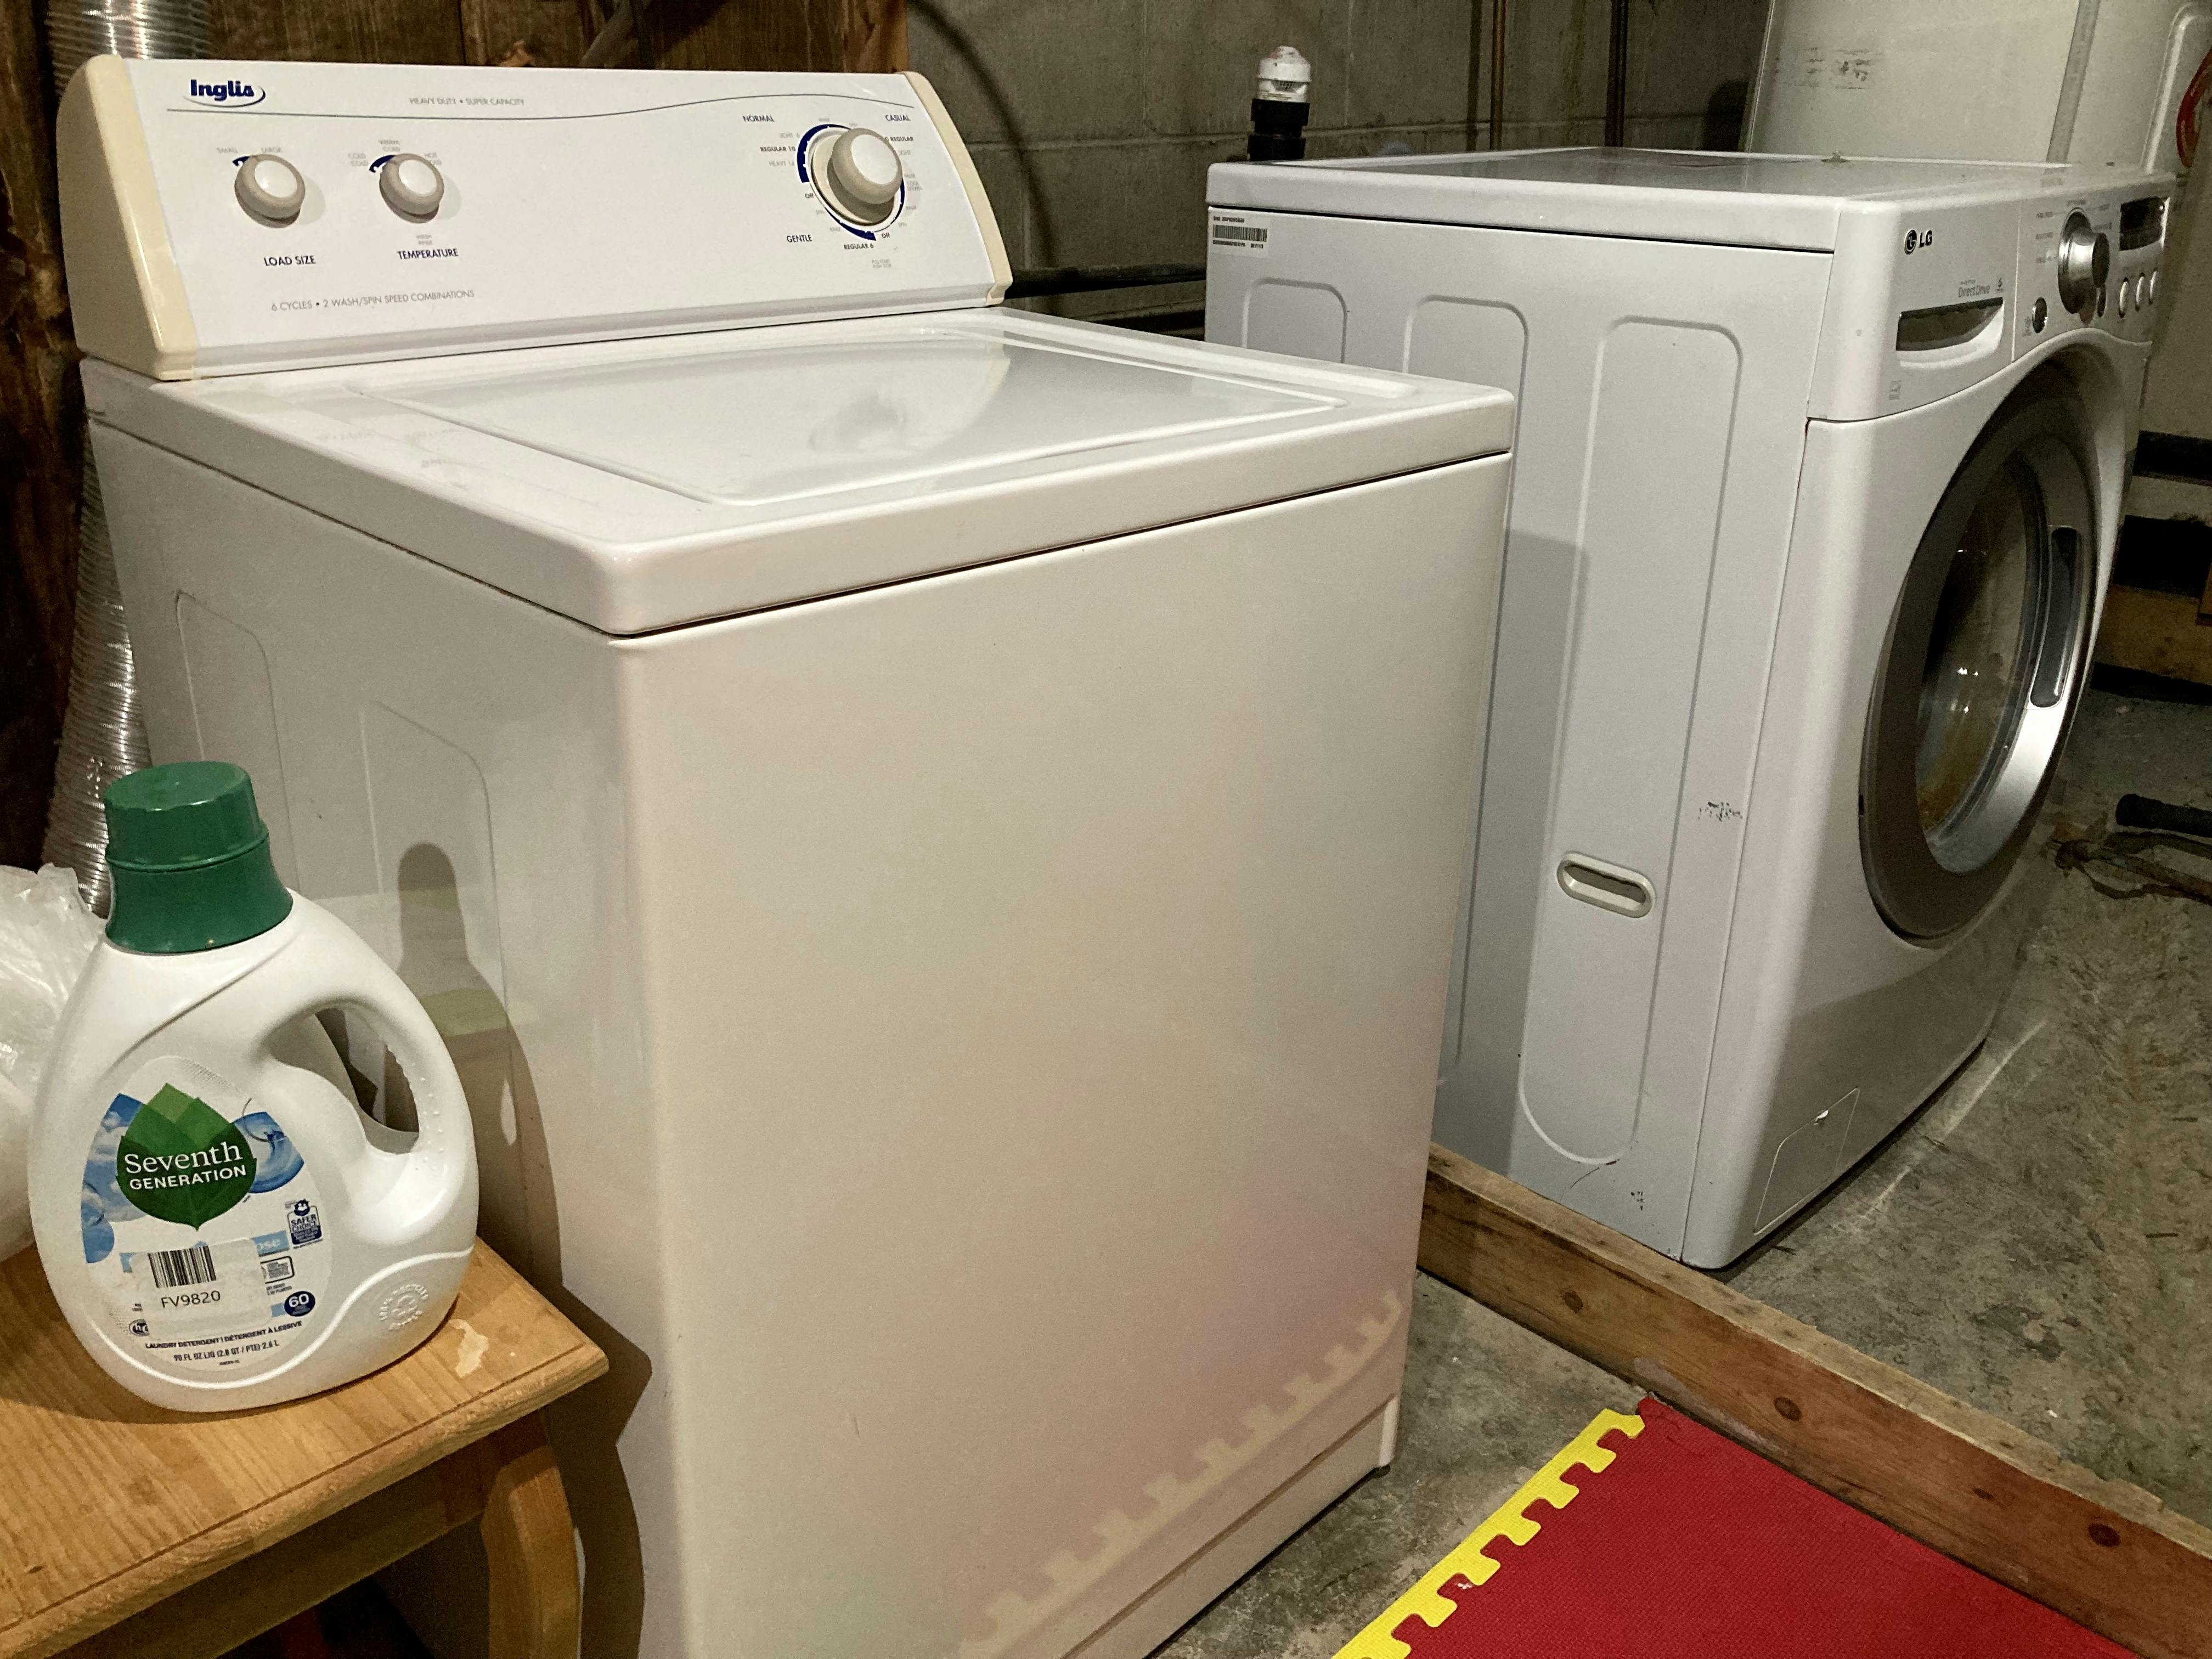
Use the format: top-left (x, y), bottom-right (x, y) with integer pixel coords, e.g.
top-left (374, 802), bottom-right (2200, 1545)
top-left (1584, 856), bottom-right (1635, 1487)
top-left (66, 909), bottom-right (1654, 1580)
top-left (1862, 392), bottom-right (2097, 940)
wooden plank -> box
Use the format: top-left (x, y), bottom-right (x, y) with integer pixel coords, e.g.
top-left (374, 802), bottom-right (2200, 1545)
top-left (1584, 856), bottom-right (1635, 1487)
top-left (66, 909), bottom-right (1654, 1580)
top-left (634, 0), bottom-right (843, 71)
top-left (841, 0), bottom-right (907, 72)
top-left (1419, 1143), bottom-right (2212, 1659)
top-left (2095, 584), bottom-right (2212, 687)
top-left (0, 1243), bottom-right (605, 1659)
top-left (53, 1457), bottom-right (480, 1659)
top-left (624, 0), bottom-right (906, 73)
top-left (478, 1415), bottom-right (580, 1659)
top-left (207, 0), bottom-right (469, 64)
top-left (459, 0), bottom-right (590, 66)
top-left (0, 2), bottom-right (82, 869)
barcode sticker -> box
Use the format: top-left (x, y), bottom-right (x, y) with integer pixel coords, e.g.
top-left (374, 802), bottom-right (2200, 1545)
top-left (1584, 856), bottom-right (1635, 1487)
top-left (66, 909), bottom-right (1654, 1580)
top-left (1210, 216), bottom-right (1270, 256)
top-left (143, 1244), bottom-right (217, 1289)
top-left (127, 1236), bottom-right (265, 1339)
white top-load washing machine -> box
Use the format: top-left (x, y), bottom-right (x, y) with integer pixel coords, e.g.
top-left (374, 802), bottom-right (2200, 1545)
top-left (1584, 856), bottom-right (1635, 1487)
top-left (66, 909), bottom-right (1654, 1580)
top-left (57, 59), bottom-right (1514, 1658)
top-left (1205, 149), bottom-right (2169, 1266)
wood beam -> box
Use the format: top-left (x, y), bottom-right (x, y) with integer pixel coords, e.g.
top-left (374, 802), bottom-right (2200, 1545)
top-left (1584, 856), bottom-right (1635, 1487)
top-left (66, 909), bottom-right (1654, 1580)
top-left (0, 3), bottom-right (81, 868)
top-left (1419, 1143), bottom-right (2212, 1659)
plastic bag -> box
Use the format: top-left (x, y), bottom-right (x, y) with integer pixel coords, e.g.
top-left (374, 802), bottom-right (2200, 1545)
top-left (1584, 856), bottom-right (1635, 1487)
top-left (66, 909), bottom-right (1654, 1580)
top-left (0, 866), bottom-right (103, 1260)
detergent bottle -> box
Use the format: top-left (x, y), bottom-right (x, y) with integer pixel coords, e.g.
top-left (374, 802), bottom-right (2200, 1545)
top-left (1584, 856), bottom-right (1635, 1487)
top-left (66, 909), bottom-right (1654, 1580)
top-left (31, 761), bottom-right (477, 1410)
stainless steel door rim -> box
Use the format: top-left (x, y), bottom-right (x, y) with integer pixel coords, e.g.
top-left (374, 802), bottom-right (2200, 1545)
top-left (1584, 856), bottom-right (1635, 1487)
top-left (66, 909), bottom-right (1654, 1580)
top-left (1861, 380), bottom-right (2097, 940)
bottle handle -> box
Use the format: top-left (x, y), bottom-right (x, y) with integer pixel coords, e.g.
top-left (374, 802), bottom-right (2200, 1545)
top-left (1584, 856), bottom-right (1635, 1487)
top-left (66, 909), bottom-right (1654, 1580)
top-left (244, 900), bottom-right (478, 1249)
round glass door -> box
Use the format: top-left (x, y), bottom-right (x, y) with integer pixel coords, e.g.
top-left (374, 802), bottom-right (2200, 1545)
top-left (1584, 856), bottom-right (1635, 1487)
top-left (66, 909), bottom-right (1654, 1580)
top-left (1863, 390), bottom-right (2097, 940)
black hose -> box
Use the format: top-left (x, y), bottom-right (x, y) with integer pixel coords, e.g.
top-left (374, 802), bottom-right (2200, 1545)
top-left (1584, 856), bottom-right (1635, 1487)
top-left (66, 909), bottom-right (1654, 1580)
top-left (2114, 794), bottom-right (2212, 841)
top-left (1007, 264), bottom-right (1207, 300)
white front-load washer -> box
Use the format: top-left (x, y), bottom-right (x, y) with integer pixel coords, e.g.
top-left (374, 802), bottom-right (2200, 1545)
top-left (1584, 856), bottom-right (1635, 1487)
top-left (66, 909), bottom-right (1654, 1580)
top-left (1205, 149), bottom-right (2170, 1266)
top-left (57, 59), bottom-right (1513, 1658)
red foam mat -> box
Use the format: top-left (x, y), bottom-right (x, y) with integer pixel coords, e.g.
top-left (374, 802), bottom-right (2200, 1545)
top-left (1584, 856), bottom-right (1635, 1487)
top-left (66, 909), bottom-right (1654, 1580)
top-left (1383, 1400), bottom-right (2129, 1658)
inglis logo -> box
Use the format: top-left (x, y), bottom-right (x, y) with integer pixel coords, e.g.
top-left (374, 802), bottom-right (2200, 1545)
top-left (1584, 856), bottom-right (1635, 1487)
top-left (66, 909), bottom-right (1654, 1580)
top-left (188, 77), bottom-right (266, 107)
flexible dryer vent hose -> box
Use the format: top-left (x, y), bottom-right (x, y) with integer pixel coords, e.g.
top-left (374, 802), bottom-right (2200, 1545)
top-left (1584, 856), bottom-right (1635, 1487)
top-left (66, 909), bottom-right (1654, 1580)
top-left (41, 0), bottom-right (211, 910)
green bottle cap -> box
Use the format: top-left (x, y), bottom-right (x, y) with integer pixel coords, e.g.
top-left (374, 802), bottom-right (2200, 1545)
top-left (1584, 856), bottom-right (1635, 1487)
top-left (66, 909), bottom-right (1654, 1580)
top-left (103, 761), bottom-right (293, 952)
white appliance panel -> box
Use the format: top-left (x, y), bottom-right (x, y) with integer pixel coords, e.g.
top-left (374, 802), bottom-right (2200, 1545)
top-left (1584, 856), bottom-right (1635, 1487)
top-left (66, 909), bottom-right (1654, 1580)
top-left (1209, 206), bottom-right (1829, 1251)
top-left (83, 311), bottom-right (1510, 634)
top-left (1208, 149), bottom-right (2058, 251)
top-left (381, 328), bottom-right (1334, 504)
top-left (93, 427), bottom-right (1509, 1656)
top-left (1208, 149), bottom-right (2157, 1263)
top-left (1212, 153), bottom-right (2170, 422)
top-left (1688, 342), bottom-right (2139, 1264)
top-left (72, 60), bottom-right (1002, 374)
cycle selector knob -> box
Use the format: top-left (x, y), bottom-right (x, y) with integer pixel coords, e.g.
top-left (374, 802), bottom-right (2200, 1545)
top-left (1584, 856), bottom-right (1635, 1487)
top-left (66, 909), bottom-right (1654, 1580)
top-left (2055, 211), bottom-right (2110, 321)
top-left (234, 154), bottom-right (304, 225)
top-left (379, 154), bottom-right (445, 220)
top-left (811, 127), bottom-right (902, 226)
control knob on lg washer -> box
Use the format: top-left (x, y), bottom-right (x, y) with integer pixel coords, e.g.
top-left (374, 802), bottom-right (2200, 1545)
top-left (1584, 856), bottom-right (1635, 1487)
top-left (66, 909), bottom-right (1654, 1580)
top-left (2055, 211), bottom-right (2111, 321)
top-left (812, 128), bottom-right (902, 225)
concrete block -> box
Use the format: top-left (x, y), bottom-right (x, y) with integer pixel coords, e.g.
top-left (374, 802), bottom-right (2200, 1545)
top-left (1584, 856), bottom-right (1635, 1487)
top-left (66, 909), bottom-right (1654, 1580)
top-left (1627, 0), bottom-right (1764, 121)
top-left (1022, 138), bottom-right (1237, 267)
top-left (1346, 0), bottom-right (1478, 131)
top-left (964, 142), bottom-right (1036, 266)
top-left (1496, 0), bottom-right (1609, 126)
top-left (1493, 116), bottom-right (1609, 150)
top-left (1304, 122), bottom-right (1477, 161)
top-left (1142, 0), bottom-right (1353, 137)
top-left (1624, 113), bottom-right (1708, 150)
top-left (909, 0), bottom-right (1148, 146)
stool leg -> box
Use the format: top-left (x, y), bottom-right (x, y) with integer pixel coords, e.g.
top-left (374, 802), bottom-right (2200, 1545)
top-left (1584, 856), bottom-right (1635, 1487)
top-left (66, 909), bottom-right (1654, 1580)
top-left (274, 1610), bottom-right (335, 1659)
top-left (478, 1414), bottom-right (581, 1659)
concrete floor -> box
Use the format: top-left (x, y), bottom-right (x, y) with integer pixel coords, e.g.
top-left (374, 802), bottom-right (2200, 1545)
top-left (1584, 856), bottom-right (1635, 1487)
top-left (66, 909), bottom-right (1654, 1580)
top-left (1726, 687), bottom-right (2212, 1525)
top-left (1158, 1275), bottom-right (1638, 1658)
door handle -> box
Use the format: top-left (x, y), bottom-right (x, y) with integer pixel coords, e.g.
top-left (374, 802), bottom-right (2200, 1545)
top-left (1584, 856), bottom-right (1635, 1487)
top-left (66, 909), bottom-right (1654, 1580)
top-left (1556, 854), bottom-right (1654, 918)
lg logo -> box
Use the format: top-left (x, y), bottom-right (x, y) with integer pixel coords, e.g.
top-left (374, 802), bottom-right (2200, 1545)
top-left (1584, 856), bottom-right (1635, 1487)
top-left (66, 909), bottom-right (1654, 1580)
top-left (1903, 227), bottom-right (1937, 255)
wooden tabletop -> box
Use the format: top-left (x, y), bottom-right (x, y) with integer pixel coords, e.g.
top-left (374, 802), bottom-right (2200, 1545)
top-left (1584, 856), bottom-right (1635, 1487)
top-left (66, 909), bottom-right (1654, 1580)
top-left (0, 1242), bottom-right (606, 1659)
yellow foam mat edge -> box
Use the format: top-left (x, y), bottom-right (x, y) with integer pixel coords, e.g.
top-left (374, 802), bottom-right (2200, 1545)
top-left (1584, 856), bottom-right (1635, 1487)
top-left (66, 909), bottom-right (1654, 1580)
top-left (1331, 1406), bottom-right (1647, 1659)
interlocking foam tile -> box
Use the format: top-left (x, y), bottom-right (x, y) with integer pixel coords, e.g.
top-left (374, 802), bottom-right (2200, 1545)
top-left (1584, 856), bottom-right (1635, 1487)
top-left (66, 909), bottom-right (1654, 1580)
top-left (1336, 1399), bottom-right (2131, 1659)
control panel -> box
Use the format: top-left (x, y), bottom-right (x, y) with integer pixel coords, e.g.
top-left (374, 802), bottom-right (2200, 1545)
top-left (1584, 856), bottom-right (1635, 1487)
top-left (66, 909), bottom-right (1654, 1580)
top-left (1813, 167), bottom-right (2171, 420)
top-left (58, 59), bottom-right (1010, 378)
top-left (2021, 190), bottom-right (2165, 344)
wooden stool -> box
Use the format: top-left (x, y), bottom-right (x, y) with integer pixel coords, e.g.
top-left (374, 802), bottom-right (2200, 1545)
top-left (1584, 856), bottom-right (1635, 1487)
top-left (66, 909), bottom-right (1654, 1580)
top-left (0, 1243), bottom-right (606, 1659)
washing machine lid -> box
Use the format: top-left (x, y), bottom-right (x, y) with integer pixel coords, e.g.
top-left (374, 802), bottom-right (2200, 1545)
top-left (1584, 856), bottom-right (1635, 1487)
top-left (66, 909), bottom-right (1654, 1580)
top-left (1209, 148), bottom-right (2070, 251)
top-left (84, 308), bottom-right (1513, 634)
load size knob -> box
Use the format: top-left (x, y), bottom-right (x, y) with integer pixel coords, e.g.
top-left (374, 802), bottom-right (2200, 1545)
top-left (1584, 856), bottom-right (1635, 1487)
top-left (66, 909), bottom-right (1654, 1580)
top-left (811, 127), bottom-right (902, 226)
top-left (379, 153), bottom-right (445, 221)
top-left (2055, 211), bottom-right (2109, 321)
top-left (234, 154), bottom-right (304, 225)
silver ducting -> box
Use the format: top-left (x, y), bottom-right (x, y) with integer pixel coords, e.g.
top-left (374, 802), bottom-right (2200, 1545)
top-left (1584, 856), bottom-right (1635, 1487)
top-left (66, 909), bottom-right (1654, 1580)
top-left (44, 0), bottom-right (210, 95)
top-left (41, 0), bottom-right (210, 910)
top-left (41, 466), bottom-right (148, 916)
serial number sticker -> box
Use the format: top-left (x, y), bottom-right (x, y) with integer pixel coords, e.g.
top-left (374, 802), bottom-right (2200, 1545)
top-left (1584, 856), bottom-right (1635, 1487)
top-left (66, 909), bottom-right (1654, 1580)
top-left (1210, 217), bottom-right (1270, 256)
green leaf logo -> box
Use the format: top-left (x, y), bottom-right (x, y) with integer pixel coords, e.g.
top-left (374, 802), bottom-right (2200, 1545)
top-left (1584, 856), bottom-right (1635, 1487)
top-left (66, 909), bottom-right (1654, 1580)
top-left (115, 1084), bottom-right (256, 1228)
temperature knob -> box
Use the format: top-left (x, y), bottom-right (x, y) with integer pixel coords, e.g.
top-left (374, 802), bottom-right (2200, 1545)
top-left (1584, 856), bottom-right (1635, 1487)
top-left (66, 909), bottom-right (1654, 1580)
top-left (379, 154), bottom-right (445, 221)
top-left (811, 127), bottom-right (902, 227)
top-left (234, 154), bottom-right (304, 225)
top-left (2055, 211), bottom-right (2109, 321)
